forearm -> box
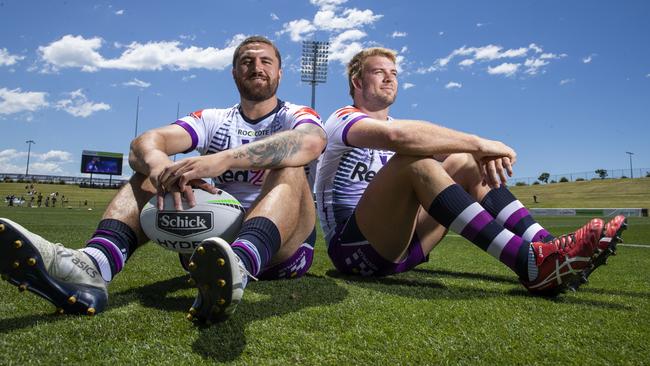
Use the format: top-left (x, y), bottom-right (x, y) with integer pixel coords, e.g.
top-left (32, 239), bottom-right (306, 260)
top-left (129, 133), bottom-right (174, 176)
top-left (387, 120), bottom-right (484, 156)
top-left (229, 126), bottom-right (325, 170)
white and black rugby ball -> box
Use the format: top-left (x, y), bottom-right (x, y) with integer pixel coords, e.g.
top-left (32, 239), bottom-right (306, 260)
top-left (140, 189), bottom-right (245, 254)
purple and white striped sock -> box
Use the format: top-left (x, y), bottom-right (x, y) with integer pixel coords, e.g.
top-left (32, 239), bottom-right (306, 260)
top-left (428, 184), bottom-right (531, 279)
top-left (481, 186), bottom-right (553, 242)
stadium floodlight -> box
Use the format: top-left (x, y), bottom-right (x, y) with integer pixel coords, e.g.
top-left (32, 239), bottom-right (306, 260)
top-left (25, 140), bottom-right (35, 176)
top-left (301, 40), bottom-right (330, 109)
top-left (626, 151), bottom-right (634, 178)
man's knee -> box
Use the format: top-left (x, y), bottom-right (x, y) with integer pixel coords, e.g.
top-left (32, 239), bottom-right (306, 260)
top-left (442, 153), bottom-right (478, 176)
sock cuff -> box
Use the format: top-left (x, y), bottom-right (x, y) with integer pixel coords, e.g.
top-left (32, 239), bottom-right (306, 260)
top-left (95, 219), bottom-right (138, 259)
top-left (479, 186), bottom-right (515, 214)
top-left (427, 184), bottom-right (474, 227)
top-left (239, 217), bottom-right (282, 253)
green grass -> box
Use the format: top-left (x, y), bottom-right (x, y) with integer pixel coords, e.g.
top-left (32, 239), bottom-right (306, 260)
top-left (1, 182), bottom-right (649, 365)
top-left (510, 177), bottom-right (650, 208)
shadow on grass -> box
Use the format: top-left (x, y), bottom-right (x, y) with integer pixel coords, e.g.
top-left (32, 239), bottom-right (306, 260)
top-left (109, 272), bottom-right (348, 362)
top-left (326, 268), bottom-right (636, 311)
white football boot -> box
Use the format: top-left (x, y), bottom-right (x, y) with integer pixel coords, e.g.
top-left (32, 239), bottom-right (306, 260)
top-left (0, 218), bottom-right (108, 315)
top-left (186, 237), bottom-right (255, 323)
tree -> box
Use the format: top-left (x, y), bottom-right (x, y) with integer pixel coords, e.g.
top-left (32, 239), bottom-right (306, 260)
top-left (595, 169), bottom-right (608, 179)
top-left (538, 172), bottom-right (550, 184)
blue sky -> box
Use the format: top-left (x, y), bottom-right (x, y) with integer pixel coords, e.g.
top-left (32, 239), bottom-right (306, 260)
top-left (1, 0), bottom-right (648, 180)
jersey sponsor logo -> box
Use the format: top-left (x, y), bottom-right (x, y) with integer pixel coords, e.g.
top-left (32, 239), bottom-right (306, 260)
top-left (350, 162), bottom-right (377, 182)
top-left (156, 212), bottom-right (213, 237)
top-left (237, 128), bottom-right (272, 137)
top-left (215, 169), bottom-right (265, 185)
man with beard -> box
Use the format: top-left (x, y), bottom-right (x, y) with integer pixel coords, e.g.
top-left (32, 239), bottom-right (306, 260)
top-left (314, 47), bottom-right (626, 294)
top-left (0, 36), bottom-right (327, 322)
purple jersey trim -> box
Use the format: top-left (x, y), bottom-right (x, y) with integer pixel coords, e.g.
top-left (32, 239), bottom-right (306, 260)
top-left (341, 115), bottom-right (368, 146)
top-left (173, 120), bottom-right (198, 153)
top-left (294, 119), bottom-right (324, 130)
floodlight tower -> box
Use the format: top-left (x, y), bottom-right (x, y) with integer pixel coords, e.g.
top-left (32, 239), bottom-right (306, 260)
top-left (301, 40), bottom-right (330, 109)
top-left (25, 140), bottom-right (35, 176)
top-left (626, 151), bottom-right (634, 178)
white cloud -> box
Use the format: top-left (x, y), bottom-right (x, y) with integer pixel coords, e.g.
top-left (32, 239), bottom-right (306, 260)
top-left (582, 53), bottom-right (596, 64)
top-left (476, 23), bottom-right (484, 27)
top-left (445, 81), bottom-right (462, 89)
top-left (278, 1), bottom-right (381, 51)
top-left (391, 31), bottom-right (407, 38)
top-left (39, 150), bottom-right (73, 162)
top-left (0, 48), bottom-right (25, 66)
top-left (310, 0), bottom-right (348, 11)
top-left (646, 73), bottom-right (650, 78)
top-left (38, 35), bottom-right (105, 72)
top-left (278, 19), bottom-right (316, 42)
top-left (123, 78), bottom-right (151, 88)
top-left (328, 29), bottom-right (366, 65)
top-left (439, 31), bottom-right (444, 36)
top-left (315, 8), bottom-right (382, 31)
top-left (0, 149), bottom-right (26, 160)
top-left (487, 63), bottom-right (519, 76)
top-left (182, 74), bottom-right (197, 82)
top-left (30, 162), bottom-right (65, 174)
top-left (270, 12), bottom-right (279, 21)
top-left (55, 89), bottom-right (110, 117)
top-left (400, 46), bottom-right (408, 53)
top-left (39, 34), bottom-right (247, 72)
top-left (422, 43), bottom-right (561, 77)
top-left (560, 78), bottom-right (574, 85)
top-left (402, 82), bottom-right (415, 90)
top-left (411, 103), bottom-right (417, 108)
top-left (0, 88), bottom-right (49, 115)
top-left (115, 9), bottom-right (124, 15)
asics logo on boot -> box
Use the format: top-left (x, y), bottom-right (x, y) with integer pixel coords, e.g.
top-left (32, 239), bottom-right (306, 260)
top-left (71, 256), bottom-right (98, 278)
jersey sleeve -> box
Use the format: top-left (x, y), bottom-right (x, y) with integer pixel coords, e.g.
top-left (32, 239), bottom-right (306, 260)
top-left (284, 104), bottom-right (324, 131)
top-left (173, 109), bottom-right (219, 154)
top-left (326, 106), bottom-right (370, 147)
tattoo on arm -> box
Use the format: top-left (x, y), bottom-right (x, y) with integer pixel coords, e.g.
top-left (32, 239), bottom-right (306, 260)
top-left (233, 129), bottom-right (309, 168)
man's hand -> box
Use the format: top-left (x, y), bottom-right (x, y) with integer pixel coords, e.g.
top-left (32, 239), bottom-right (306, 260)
top-left (474, 138), bottom-right (516, 188)
top-left (480, 156), bottom-right (514, 188)
top-left (156, 155), bottom-right (225, 210)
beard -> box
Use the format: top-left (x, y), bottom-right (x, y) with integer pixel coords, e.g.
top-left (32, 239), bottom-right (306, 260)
top-left (235, 73), bottom-right (280, 102)
top-left (363, 88), bottom-right (397, 108)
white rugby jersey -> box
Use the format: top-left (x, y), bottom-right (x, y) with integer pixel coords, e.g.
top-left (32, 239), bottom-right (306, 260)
top-left (175, 100), bottom-right (322, 209)
top-left (314, 106), bottom-right (395, 244)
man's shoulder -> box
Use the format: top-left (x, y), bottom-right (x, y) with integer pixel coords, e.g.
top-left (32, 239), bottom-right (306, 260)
top-left (280, 101), bottom-right (321, 120)
top-left (185, 105), bottom-right (238, 121)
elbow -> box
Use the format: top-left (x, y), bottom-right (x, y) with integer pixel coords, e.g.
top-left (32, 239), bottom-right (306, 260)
top-left (303, 132), bottom-right (327, 161)
top-left (385, 126), bottom-right (408, 151)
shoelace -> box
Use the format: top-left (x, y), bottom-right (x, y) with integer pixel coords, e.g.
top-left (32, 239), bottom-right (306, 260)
top-left (235, 256), bottom-right (259, 282)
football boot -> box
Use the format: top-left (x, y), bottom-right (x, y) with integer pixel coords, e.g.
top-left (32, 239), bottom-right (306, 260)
top-left (521, 218), bottom-right (604, 295)
top-left (0, 218), bottom-right (108, 315)
top-left (185, 237), bottom-right (254, 324)
top-left (568, 215), bottom-right (627, 290)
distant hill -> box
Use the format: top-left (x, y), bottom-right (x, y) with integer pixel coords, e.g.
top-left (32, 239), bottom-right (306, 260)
top-left (509, 177), bottom-right (650, 208)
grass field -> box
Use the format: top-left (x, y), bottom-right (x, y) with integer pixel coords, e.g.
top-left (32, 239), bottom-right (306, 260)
top-left (0, 181), bottom-right (649, 365)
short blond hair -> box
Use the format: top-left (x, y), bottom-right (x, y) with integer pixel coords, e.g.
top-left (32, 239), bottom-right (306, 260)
top-left (347, 47), bottom-right (397, 99)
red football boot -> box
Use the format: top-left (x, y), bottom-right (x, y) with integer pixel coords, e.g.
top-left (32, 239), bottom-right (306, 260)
top-left (522, 218), bottom-right (604, 295)
top-left (568, 215), bottom-right (627, 290)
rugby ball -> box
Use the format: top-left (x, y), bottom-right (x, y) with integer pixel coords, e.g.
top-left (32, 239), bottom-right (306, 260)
top-left (140, 189), bottom-right (245, 254)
